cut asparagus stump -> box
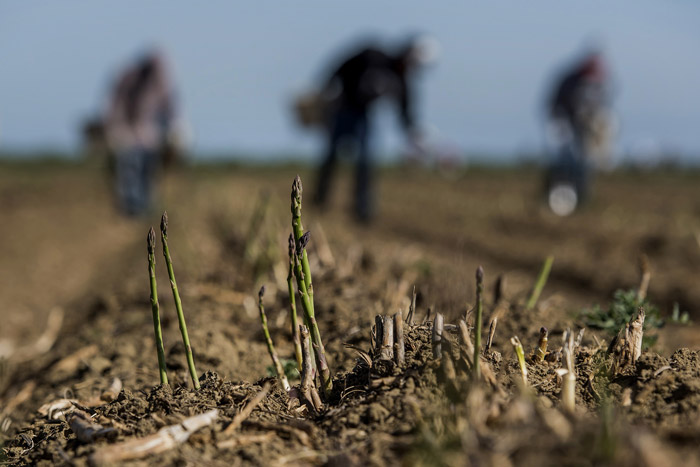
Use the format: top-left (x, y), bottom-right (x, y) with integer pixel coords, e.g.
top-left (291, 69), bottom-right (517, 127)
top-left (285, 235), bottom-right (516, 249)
top-left (473, 266), bottom-right (484, 380)
top-left (160, 212), bottom-right (200, 390)
top-left (147, 227), bottom-right (168, 385)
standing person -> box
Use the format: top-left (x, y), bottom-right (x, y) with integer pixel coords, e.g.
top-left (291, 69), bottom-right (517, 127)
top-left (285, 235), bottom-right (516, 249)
top-left (544, 51), bottom-right (614, 215)
top-left (104, 50), bottom-right (178, 216)
top-left (312, 35), bottom-right (438, 223)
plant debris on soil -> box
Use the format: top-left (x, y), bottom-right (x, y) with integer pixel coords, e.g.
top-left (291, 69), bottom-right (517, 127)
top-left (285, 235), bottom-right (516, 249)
top-left (2, 167), bottom-right (700, 466)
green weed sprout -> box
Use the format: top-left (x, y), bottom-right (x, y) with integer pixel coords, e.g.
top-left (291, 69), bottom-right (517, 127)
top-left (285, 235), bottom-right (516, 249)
top-left (147, 227), bottom-right (168, 385)
top-left (257, 286), bottom-right (291, 391)
top-left (473, 266), bottom-right (484, 380)
top-left (160, 212), bottom-right (200, 390)
top-left (290, 177), bottom-right (332, 396)
top-left (583, 289), bottom-right (662, 348)
top-left (526, 256), bottom-right (553, 311)
top-left (287, 235), bottom-right (303, 371)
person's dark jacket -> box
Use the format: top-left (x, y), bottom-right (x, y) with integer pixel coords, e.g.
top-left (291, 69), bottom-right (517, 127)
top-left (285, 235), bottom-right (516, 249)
top-left (325, 47), bottom-right (414, 130)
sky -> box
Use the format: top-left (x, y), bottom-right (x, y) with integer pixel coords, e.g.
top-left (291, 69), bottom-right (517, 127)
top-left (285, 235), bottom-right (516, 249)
top-left (1, 1), bottom-right (699, 163)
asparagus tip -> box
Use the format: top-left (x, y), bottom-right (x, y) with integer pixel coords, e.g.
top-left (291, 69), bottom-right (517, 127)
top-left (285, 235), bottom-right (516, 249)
top-left (476, 265), bottom-right (484, 283)
top-left (540, 326), bottom-right (548, 335)
top-left (292, 175), bottom-right (303, 198)
top-left (147, 227), bottom-right (156, 253)
top-left (258, 285), bottom-right (266, 301)
top-left (296, 231), bottom-right (311, 255)
top-left (288, 233), bottom-right (295, 257)
top-left (160, 211), bottom-right (169, 236)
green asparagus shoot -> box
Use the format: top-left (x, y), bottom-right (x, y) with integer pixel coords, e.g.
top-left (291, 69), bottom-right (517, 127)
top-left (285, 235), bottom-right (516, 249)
top-left (258, 286), bottom-right (290, 391)
top-left (160, 212), bottom-right (200, 390)
top-left (287, 234), bottom-right (303, 371)
top-left (290, 177), bottom-right (332, 396)
top-left (147, 227), bottom-right (168, 385)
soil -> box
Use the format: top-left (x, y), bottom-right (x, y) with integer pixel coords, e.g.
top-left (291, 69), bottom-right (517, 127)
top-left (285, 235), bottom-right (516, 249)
top-left (1, 162), bottom-right (700, 466)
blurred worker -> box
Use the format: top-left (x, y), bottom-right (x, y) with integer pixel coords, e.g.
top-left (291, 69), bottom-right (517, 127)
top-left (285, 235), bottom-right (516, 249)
top-left (544, 50), bottom-right (615, 216)
top-left (103, 50), bottom-right (181, 216)
top-left (306, 35), bottom-right (438, 223)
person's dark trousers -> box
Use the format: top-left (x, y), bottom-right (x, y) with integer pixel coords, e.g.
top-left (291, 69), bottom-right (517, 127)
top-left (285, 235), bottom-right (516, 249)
top-left (115, 146), bottom-right (157, 216)
top-left (315, 106), bottom-right (372, 221)
top-left (546, 140), bottom-right (590, 202)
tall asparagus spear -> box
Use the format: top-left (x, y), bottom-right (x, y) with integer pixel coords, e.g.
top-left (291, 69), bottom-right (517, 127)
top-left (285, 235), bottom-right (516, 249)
top-left (287, 235), bottom-right (303, 371)
top-left (291, 176), bottom-right (314, 313)
top-left (473, 266), bottom-right (484, 380)
top-left (147, 227), bottom-right (168, 385)
top-left (257, 286), bottom-right (290, 391)
top-left (160, 212), bottom-right (200, 390)
top-left (290, 177), bottom-right (332, 395)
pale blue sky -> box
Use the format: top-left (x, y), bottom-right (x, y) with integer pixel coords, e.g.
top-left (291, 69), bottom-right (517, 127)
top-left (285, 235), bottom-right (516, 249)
top-left (1, 1), bottom-right (698, 162)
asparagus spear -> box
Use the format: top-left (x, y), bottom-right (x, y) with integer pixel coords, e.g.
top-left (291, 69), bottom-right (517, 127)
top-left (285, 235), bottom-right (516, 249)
top-left (257, 286), bottom-right (290, 391)
top-left (160, 212), bottom-right (200, 390)
top-left (292, 233), bottom-right (332, 395)
top-left (287, 234), bottom-right (303, 371)
top-left (290, 178), bottom-right (332, 396)
top-left (147, 227), bottom-right (168, 385)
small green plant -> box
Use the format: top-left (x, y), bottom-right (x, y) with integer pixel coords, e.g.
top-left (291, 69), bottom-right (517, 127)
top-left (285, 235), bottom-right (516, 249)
top-left (670, 302), bottom-right (691, 325)
top-left (160, 212), bottom-right (200, 389)
top-left (582, 288), bottom-right (662, 348)
top-left (526, 255), bottom-right (554, 311)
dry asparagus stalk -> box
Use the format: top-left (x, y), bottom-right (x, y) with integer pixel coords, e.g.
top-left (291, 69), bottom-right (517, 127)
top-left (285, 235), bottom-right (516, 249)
top-left (485, 316), bottom-right (498, 352)
top-left (160, 212), bottom-right (199, 390)
top-left (473, 266), bottom-right (484, 380)
top-left (406, 285), bottom-right (417, 325)
top-left (526, 255), bottom-right (554, 310)
top-left (257, 286), bottom-right (290, 391)
top-left (299, 325), bottom-right (323, 413)
top-left (458, 319), bottom-right (475, 365)
top-left (380, 315), bottom-right (395, 360)
top-left (511, 336), bottom-right (528, 386)
top-left (89, 409), bottom-right (218, 465)
top-left (287, 234), bottom-right (303, 371)
top-left (432, 313), bottom-right (444, 359)
top-left (147, 227), bottom-right (168, 385)
top-left (221, 383), bottom-right (270, 436)
top-left (637, 254), bottom-right (651, 301)
top-left (373, 315), bottom-right (384, 357)
top-left (394, 311), bottom-right (405, 366)
top-left (532, 327), bottom-right (548, 363)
